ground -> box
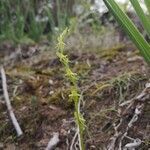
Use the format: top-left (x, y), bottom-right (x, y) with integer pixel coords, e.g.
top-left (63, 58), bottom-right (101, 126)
top-left (0, 32), bottom-right (150, 149)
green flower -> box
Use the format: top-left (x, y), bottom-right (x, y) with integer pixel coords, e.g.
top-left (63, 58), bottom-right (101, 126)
top-left (56, 28), bottom-right (69, 52)
top-left (56, 28), bottom-right (85, 150)
top-left (56, 52), bottom-right (69, 66)
top-left (65, 68), bottom-right (78, 84)
top-left (69, 87), bottom-right (80, 102)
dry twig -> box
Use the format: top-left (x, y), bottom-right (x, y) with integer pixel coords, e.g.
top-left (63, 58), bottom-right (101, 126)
top-left (0, 66), bottom-right (23, 137)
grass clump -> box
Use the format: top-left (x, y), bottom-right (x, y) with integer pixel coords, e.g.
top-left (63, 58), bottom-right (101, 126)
top-left (91, 72), bottom-right (147, 104)
top-left (56, 28), bottom-right (85, 150)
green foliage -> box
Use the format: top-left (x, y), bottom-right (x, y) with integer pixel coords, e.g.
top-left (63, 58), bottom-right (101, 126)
top-left (0, 0), bottom-right (26, 42)
top-left (144, 0), bottom-right (150, 16)
top-left (0, 0), bottom-right (102, 44)
top-left (27, 9), bottom-right (45, 42)
top-left (0, 0), bottom-right (72, 43)
top-left (56, 28), bottom-right (85, 150)
top-left (129, 0), bottom-right (150, 37)
top-left (103, 0), bottom-right (150, 64)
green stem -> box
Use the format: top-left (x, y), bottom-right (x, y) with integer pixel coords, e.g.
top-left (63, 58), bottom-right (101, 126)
top-left (75, 101), bottom-right (85, 150)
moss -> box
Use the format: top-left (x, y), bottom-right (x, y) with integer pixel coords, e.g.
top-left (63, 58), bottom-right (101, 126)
top-left (48, 88), bottom-right (73, 108)
top-left (73, 62), bottom-right (91, 77)
top-left (19, 37), bottom-right (35, 45)
top-left (99, 44), bottom-right (124, 60)
top-left (7, 66), bottom-right (35, 79)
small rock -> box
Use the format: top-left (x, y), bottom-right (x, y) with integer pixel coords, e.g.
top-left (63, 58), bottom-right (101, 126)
top-left (49, 91), bottom-right (54, 95)
top-left (90, 145), bottom-right (96, 149)
top-left (49, 79), bottom-right (54, 85)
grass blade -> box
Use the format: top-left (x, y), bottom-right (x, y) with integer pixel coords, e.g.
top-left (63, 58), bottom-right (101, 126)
top-left (130, 0), bottom-right (150, 37)
top-left (144, 0), bottom-right (150, 16)
top-left (103, 0), bottom-right (150, 63)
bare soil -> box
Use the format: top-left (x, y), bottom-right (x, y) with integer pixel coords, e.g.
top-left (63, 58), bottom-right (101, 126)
top-left (0, 39), bottom-right (149, 149)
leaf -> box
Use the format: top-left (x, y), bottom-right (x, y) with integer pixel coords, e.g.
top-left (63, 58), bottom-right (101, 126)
top-left (130, 0), bottom-right (150, 37)
top-left (144, 0), bottom-right (150, 16)
top-left (103, 0), bottom-right (150, 63)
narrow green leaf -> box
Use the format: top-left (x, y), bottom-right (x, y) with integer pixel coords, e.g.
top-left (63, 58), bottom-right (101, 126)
top-left (130, 0), bottom-right (150, 37)
top-left (103, 0), bottom-right (150, 63)
top-left (144, 0), bottom-right (150, 16)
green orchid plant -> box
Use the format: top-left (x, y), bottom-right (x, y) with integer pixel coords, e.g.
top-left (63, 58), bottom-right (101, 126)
top-left (56, 28), bottom-right (85, 150)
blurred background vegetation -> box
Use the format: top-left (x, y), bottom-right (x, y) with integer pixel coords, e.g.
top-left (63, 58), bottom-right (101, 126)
top-left (0, 0), bottom-right (148, 47)
top-left (0, 0), bottom-right (103, 44)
